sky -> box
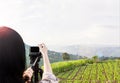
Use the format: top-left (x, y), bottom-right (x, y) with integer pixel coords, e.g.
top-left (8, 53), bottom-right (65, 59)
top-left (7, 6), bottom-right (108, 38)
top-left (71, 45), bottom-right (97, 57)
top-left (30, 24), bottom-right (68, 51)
top-left (0, 0), bottom-right (120, 48)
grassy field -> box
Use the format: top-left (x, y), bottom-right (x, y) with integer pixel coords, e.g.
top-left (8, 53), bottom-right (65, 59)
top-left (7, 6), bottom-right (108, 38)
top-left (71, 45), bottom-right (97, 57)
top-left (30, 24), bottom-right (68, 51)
top-left (51, 59), bottom-right (120, 83)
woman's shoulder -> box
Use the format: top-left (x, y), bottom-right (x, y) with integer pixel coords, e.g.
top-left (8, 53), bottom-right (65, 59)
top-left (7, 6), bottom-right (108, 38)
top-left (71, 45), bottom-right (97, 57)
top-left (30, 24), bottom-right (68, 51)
top-left (39, 72), bottom-right (59, 83)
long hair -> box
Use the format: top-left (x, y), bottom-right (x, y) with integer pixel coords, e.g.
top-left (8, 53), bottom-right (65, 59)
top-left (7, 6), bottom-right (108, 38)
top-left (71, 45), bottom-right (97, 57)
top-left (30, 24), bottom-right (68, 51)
top-left (0, 26), bottom-right (25, 83)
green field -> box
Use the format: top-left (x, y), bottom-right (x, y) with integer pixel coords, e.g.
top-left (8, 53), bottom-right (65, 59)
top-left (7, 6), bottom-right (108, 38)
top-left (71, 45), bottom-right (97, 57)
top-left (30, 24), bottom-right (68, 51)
top-left (52, 59), bottom-right (120, 83)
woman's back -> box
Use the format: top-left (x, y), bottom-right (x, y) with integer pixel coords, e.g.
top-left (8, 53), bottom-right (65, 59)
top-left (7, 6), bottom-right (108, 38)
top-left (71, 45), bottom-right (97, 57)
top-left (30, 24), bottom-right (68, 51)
top-left (0, 26), bottom-right (25, 83)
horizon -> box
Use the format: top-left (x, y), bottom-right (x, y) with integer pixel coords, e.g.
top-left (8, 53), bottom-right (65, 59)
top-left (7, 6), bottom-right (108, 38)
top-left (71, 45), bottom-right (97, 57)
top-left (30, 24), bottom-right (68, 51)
top-left (25, 43), bottom-right (120, 52)
top-left (47, 43), bottom-right (120, 53)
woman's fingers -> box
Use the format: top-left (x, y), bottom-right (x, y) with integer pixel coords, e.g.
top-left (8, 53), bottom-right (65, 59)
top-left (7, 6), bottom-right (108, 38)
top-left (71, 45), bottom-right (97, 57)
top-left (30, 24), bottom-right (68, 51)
top-left (23, 67), bottom-right (34, 82)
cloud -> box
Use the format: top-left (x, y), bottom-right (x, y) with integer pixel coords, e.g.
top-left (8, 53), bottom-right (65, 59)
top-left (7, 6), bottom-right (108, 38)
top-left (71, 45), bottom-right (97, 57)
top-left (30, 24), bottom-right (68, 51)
top-left (0, 0), bottom-right (119, 46)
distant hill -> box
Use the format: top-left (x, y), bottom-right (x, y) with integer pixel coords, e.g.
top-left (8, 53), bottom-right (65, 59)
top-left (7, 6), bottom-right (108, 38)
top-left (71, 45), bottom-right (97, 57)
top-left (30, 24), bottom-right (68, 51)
top-left (25, 44), bottom-right (120, 66)
top-left (25, 44), bottom-right (81, 66)
top-left (53, 45), bottom-right (120, 58)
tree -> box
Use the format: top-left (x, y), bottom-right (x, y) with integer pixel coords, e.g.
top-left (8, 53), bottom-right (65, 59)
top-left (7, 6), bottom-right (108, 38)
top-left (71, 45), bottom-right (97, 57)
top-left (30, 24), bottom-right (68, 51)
top-left (92, 55), bottom-right (99, 63)
top-left (83, 56), bottom-right (88, 59)
top-left (62, 52), bottom-right (70, 61)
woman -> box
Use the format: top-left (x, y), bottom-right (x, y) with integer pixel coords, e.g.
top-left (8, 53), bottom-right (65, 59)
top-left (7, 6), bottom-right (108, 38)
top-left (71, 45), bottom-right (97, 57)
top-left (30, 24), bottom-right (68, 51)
top-left (0, 26), bottom-right (25, 83)
top-left (23, 43), bottom-right (58, 83)
top-left (0, 26), bottom-right (58, 83)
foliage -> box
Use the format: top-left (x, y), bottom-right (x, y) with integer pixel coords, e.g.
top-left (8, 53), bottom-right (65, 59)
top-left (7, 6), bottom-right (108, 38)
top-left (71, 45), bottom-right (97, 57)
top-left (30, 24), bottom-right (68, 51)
top-left (92, 55), bottom-right (99, 63)
top-left (55, 60), bottom-right (120, 82)
top-left (62, 52), bottom-right (70, 61)
top-left (51, 59), bottom-right (87, 75)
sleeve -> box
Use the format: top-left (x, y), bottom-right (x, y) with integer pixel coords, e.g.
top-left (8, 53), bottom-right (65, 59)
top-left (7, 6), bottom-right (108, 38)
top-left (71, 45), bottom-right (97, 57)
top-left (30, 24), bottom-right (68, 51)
top-left (39, 72), bottom-right (59, 83)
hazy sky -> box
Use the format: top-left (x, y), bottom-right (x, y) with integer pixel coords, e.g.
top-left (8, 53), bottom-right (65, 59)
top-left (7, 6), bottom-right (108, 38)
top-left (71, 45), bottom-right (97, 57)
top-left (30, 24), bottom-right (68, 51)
top-left (0, 0), bottom-right (119, 47)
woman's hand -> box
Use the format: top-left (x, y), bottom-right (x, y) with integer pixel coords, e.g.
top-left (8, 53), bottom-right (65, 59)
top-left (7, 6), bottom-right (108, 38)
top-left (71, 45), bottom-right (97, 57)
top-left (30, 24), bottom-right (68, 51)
top-left (38, 43), bottom-right (48, 56)
top-left (38, 43), bottom-right (53, 73)
top-left (23, 67), bottom-right (34, 83)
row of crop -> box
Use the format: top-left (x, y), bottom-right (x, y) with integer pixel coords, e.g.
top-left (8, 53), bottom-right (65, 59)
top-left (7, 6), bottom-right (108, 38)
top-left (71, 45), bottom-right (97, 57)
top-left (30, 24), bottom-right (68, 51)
top-left (84, 60), bottom-right (120, 81)
top-left (51, 59), bottom-right (88, 75)
top-left (101, 61), bottom-right (120, 80)
top-left (55, 60), bottom-right (120, 82)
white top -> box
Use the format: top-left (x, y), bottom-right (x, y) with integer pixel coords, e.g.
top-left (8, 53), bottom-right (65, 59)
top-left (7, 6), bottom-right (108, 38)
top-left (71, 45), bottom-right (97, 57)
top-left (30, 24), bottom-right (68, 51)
top-left (39, 72), bottom-right (59, 83)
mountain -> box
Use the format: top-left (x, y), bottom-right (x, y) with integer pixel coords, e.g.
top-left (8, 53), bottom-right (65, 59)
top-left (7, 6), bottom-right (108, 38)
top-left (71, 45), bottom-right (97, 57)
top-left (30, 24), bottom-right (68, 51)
top-left (52, 45), bottom-right (120, 58)
top-left (25, 44), bottom-right (120, 66)
top-left (25, 44), bottom-right (81, 66)
top-left (25, 45), bottom-right (62, 63)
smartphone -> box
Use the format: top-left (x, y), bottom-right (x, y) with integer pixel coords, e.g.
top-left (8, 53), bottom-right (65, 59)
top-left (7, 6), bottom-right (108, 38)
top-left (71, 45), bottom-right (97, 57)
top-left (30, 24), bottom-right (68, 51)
top-left (30, 46), bottom-right (39, 52)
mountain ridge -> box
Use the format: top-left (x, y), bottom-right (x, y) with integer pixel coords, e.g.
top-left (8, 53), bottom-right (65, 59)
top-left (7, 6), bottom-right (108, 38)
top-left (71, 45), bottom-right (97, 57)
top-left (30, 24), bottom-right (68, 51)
top-left (52, 45), bottom-right (120, 58)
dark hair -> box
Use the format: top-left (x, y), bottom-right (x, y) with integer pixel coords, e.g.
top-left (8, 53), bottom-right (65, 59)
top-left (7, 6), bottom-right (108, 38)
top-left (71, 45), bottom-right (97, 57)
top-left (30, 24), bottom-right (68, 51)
top-left (0, 26), bottom-right (25, 83)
